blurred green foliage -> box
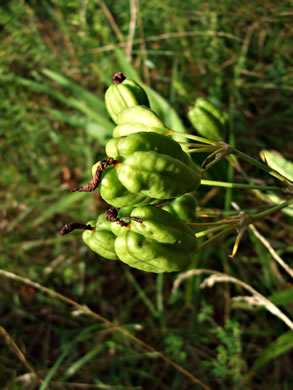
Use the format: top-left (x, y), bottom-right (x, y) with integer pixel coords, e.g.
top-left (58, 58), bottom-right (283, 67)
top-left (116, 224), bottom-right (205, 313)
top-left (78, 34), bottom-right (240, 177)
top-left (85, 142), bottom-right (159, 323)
top-left (0, 0), bottom-right (293, 389)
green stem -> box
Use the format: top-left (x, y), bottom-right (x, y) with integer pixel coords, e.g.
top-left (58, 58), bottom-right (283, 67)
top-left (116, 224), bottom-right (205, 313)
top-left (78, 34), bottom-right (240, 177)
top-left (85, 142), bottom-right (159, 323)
top-left (186, 148), bottom-right (212, 153)
top-left (196, 223), bottom-right (239, 253)
top-left (251, 197), bottom-right (293, 221)
top-left (171, 129), bottom-right (292, 188)
top-left (167, 129), bottom-right (217, 145)
top-left (201, 179), bottom-right (282, 192)
top-left (187, 221), bottom-right (235, 227)
top-left (232, 148), bottom-right (293, 188)
top-left (178, 142), bottom-right (207, 147)
top-left (195, 197), bottom-right (293, 252)
top-left (195, 225), bottom-right (229, 238)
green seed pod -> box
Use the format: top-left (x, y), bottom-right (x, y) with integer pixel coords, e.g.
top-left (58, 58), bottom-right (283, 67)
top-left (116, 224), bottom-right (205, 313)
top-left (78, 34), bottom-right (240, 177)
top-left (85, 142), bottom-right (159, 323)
top-left (105, 73), bottom-right (150, 124)
top-left (116, 151), bottom-right (200, 199)
top-left (162, 193), bottom-right (197, 222)
top-left (113, 206), bottom-right (197, 273)
top-left (113, 122), bottom-right (168, 138)
top-left (91, 162), bottom-right (157, 208)
top-left (105, 132), bottom-right (200, 200)
top-left (187, 98), bottom-right (226, 141)
top-left (196, 98), bottom-right (227, 125)
top-left (110, 207), bottom-right (134, 237)
top-left (116, 105), bottom-right (166, 128)
top-left (105, 132), bottom-right (190, 165)
top-left (90, 132), bottom-right (200, 206)
top-left (82, 215), bottom-right (118, 260)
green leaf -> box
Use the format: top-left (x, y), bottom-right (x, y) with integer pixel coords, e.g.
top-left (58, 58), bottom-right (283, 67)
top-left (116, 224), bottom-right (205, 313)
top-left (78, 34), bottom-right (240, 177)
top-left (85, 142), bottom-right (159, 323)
top-left (42, 68), bottom-right (107, 115)
top-left (29, 192), bottom-right (88, 228)
top-left (60, 344), bottom-right (106, 380)
top-left (243, 330), bottom-right (293, 383)
top-left (44, 108), bottom-right (113, 144)
top-left (114, 47), bottom-right (141, 81)
top-left (145, 86), bottom-right (187, 133)
top-left (260, 150), bottom-right (293, 181)
top-left (266, 193), bottom-right (293, 217)
top-left (40, 324), bottom-right (101, 390)
top-left (269, 286), bottom-right (293, 307)
top-left (85, 121), bottom-right (113, 144)
top-left (1, 74), bottom-right (113, 134)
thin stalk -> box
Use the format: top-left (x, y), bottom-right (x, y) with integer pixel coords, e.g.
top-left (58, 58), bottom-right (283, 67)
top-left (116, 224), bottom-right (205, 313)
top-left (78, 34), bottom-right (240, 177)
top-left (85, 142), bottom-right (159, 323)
top-left (195, 197), bottom-right (293, 252)
top-left (200, 179), bottom-right (282, 192)
top-left (200, 157), bottom-right (222, 174)
top-left (167, 129), bottom-right (217, 145)
top-left (178, 142), bottom-right (208, 147)
top-left (195, 225), bottom-right (228, 238)
top-left (225, 99), bottom-right (235, 211)
top-left (187, 221), bottom-right (236, 227)
top-left (186, 148), bottom-right (212, 153)
top-left (232, 148), bottom-right (293, 188)
top-left (196, 223), bottom-right (239, 253)
top-left (201, 147), bottom-right (225, 168)
top-left (251, 197), bottom-right (293, 221)
top-left (197, 214), bottom-right (237, 219)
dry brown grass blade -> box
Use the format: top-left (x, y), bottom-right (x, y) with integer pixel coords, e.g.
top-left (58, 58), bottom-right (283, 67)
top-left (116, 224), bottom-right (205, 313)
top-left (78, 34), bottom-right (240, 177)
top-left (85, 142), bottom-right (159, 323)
top-left (232, 202), bottom-right (293, 278)
top-left (0, 269), bottom-right (210, 390)
top-left (172, 269), bottom-right (293, 330)
top-left (91, 30), bottom-right (241, 53)
top-left (51, 382), bottom-right (142, 389)
top-left (0, 325), bottom-right (47, 389)
top-left (126, 0), bottom-right (138, 62)
top-left (51, 0), bottom-right (80, 72)
top-left (136, 0), bottom-right (151, 85)
top-left (99, 0), bottom-right (124, 43)
top-left (249, 223), bottom-right (293, 278)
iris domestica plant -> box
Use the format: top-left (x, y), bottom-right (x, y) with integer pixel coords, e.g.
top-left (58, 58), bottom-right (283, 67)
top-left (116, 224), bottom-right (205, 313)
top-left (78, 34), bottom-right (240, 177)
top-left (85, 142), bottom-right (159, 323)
top-left (60, 72), bottom-right (293, 273)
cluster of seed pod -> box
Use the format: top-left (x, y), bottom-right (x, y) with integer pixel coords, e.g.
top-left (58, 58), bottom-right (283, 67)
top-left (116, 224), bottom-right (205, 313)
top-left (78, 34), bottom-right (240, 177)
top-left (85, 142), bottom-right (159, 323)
top-left (82, 203), bottom-right (197, 273)
top-left (61, 73), bottom-right (202, 272)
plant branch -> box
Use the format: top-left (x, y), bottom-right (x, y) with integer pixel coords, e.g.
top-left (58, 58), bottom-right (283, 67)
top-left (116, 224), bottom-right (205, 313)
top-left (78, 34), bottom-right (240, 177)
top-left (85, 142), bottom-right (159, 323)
top-left (167, 130), bottom-right (217, 145)
top-left (196, 223), bottom-right (239, 253)
top-left (195, 225), bottom-right (229, 238)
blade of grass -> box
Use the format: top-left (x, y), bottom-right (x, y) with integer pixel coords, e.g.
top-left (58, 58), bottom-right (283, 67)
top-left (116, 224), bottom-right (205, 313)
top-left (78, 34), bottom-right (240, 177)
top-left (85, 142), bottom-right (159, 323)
top-left (28, 192), bottom-right (88, 228)
top-left (242, 330), bottom-right (293, 384)
top-left (269, 287), bottom-right (293, 308)
top-left (42, 69), bottom-right (107, 115)
top-left (60, 344), bottom-right (106, 381)
top-left (126, 269), bottom-right (159, 318)
top-left (44, 108), bottom-right (113, 144)
top-left (1, 75), bottom-right (113, 129)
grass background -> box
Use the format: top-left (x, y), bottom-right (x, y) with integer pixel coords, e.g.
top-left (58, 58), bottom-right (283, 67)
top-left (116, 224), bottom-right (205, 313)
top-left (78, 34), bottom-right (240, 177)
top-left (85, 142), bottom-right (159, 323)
top-left (0, 0), bottom-right (293, 389)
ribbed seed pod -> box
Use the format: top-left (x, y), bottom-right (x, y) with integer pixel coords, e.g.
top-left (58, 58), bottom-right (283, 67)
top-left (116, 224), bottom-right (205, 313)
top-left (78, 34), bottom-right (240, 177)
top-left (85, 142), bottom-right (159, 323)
top-left (82, 215), bottom-right (118, 260)
top-left (91, 132), bottom-right (200, 206)
top-left (106, 132), bottom-right (190, 165)
top-left (105, 73), bottom-right (150, 124)
top-left (91, 162), bottom-right (157, 208)
top-left (162, 193), bottom-right (197, 222)
top-left (196, 98), bottom-right (227, 125)
top-left (187, 98), bottom-right (227, 141)
top-left (116, 150), bottom-right (199, 199)
top-left (113, 206), bottom-right (197, 273)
